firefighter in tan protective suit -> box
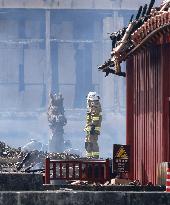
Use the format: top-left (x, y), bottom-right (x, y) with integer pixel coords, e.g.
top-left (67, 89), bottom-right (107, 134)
top-left (84, 92), bottom-right (102, 159)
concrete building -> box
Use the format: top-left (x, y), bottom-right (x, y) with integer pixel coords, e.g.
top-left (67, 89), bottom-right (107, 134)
top-left (0, 0), bottom-right (151, 111)
top-left (0, 0), bottom-right (161, 152)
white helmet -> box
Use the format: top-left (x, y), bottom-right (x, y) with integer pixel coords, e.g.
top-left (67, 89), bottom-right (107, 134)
top-left (87, 92), bottom-right (100, 101)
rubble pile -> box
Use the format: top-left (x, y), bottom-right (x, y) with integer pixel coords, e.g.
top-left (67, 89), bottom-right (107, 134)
top-left (0, 141), bottom-right (80, 173)
top-left (1, 142), bottom-right (162, 189)
top-left (0, 141), bottom-right (23, 171)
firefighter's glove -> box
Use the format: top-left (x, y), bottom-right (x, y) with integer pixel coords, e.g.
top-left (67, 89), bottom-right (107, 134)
top-left (85, 142), bottom-right (88, 150)
top-left (90, 124), bottom-right (95, 135)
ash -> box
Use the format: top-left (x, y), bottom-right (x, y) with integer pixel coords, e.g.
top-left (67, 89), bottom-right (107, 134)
top-left (0, 141), bottom-right (80, 173)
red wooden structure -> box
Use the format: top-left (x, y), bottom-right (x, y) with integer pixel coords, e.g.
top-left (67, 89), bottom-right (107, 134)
top-left (45, 158), bottom-right (110, 184)
top-left (126, 27), bottom-right (170, 185)
top-left (98, 3), bottom-right (170, 185)
top-left (166, 162), bottom-right (170, 192)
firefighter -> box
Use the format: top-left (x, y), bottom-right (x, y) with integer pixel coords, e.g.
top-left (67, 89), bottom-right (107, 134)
top-left (84, 92), bottom-right (102, 159)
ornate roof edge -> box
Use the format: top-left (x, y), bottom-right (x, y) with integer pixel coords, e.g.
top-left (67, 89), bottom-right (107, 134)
top-left (98, 0), bottom-right (170, 77)
top-left (126, 22), bottom-right (170, 59)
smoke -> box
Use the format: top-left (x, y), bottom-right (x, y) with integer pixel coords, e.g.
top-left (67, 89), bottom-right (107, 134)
top-left (63, 110), bottom-right (126, 158)
top-left (0, 8), bottom-right (127, 157)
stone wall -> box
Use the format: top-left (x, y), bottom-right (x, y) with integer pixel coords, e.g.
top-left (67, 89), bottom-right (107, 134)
top-left (0, 191), bottom-right (170, 205)
top-left (0, 173), bottom-right (43, 191)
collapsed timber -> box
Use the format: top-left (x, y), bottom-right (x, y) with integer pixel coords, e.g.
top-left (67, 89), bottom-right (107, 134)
top-left (98, 0), bottom-right (170, 77)
top-left (0, 141), bottom-right (112, 186)
top-left (0, 141), bottom-right (81, 173)
top-left (0, 141), bottom-right (166, 194)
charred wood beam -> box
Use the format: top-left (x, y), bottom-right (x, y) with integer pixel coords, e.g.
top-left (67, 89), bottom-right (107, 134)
top-left (103, 68), bottom-right (126, 77)
top-left (136, 6), bottom-right (143, 20)
top-left (146, 0), bottom-right (155, 15)
top-left (25, 168), bottom-right (45, 173)
top-left (98, 59), bottom-right (114, 70)
top-left (16, 153), bottom-right (31, 171)
top-left (98, 66), bottom-right (126, 77)
top-left (129, 14), bottom-right (134, 23)
top-left (142, 4), bottom-right (148, 17)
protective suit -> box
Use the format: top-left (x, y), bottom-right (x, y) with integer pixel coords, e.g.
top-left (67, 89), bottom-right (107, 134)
top-left (84, 92), bottom-right (102, 159)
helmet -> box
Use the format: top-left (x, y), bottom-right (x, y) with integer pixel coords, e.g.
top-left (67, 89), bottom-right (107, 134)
top-left (87, 92), bottom-right (100, 101)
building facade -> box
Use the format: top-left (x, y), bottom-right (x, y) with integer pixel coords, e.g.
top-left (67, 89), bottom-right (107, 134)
top-left (126, 23), bottom-right (170, 184)
top-left (0, 0), bottom-right (151, 112)
top-left (0, 0), bottom-right (160, 151)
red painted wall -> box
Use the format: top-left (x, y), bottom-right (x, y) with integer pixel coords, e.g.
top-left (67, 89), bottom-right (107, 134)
top-left (126, 39), bottom-right (170, 185)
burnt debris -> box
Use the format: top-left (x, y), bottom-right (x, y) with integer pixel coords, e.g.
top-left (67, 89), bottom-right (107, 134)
top-left (0, 141), bottom-right (80, 173)
top-left (98, 0), bottom-right (170, 77)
